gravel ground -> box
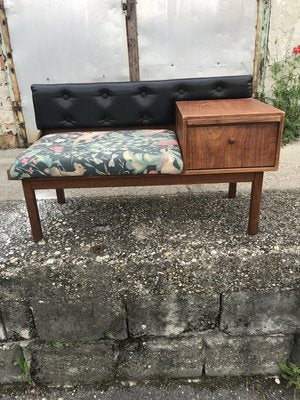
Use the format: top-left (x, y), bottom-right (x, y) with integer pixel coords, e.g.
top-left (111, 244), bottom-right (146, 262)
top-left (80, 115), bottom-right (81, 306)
top-left (0, 190), bottom-right (299, 297)
top-left (0, 377), bottom-right (297, 400)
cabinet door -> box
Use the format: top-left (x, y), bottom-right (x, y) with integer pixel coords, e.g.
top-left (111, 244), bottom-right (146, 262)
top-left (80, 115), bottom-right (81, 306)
top-left (186, 122), bottom-right (279, 170)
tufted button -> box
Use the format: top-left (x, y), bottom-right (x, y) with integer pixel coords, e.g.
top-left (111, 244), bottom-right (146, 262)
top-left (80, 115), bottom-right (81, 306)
top-left (216, 86), bottom-right (223, 92)
top-left (143, 115), bottom-right (148, 119)
top-left (104, 117), bottom-right (110, 122)
top-left (63, 94), bottom-right (69, 100)
top-left (102, 92), bottom-right (108, 99)
top-left (179, 89), bottom-right (185, 95)
top-left (66, 116), bottom-right (72, 122)
top-left (141, 91), bottom-right (147, 97)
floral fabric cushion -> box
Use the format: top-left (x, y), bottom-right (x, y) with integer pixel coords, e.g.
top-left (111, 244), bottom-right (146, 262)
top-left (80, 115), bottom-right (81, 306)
top-left (9, 129), bottom-right (183, 179)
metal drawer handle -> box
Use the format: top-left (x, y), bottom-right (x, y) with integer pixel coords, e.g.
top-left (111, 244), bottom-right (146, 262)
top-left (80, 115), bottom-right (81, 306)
top-left (228, 138), bottom-right (235, 144)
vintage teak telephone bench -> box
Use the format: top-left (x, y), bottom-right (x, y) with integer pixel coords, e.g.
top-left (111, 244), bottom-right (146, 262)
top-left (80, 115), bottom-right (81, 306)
top-left (8, 75), bottom-right (284, 242)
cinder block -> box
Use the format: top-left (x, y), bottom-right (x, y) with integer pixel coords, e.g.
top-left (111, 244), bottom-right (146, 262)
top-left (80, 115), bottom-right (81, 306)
top-left (31, 298), bottom-right (127, 341)
top-left (118, 334), bottom-right (204, 380)
top-left (127, 293), bottom-right (220, 337)
top-left (31, 341), bottom-right (116, 386)
top-left (291, 332), bottom-right (300, 365)
top-left (205, 333), bottom-right (293, 376)
top-left (1, 302), bottom-right (33, 340)
top-left (221, 290), bottom-right (300, 335)
top-left (0, 343), bottom-right (24, 384)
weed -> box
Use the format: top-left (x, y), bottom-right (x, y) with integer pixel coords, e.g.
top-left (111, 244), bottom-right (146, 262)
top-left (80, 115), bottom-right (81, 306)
top-left (104, 331), bottom-right (116, 340)
top-left (16, 356), bottom-right (35, 386)
top-left (52, 341), bottom-right (66, 349)
top-left (280, 361), bottom-right (300, 399)
top-left (261, 45), bottom-right (300, 145)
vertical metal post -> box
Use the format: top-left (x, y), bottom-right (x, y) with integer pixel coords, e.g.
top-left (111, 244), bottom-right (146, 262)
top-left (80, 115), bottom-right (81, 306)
top-left (252, 0), bottom-right (272, 98)
top-left (124, 0), bottom-right (140, 81)
top-left (0, 0), bottom-right (27, 146)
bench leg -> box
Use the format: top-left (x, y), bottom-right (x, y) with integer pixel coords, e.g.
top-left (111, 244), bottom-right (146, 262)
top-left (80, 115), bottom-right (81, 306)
top-left (22, 180), bottom-right (43, 242)
top-left (228, 182), bottom-right (237, 198)
top-left (56, 189), bottom-right (66, 204)
top-left (248, 172), bottom-right (264, 235)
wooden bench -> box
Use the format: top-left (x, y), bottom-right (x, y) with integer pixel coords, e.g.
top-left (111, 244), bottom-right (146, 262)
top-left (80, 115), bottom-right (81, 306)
top-left (8, 75), bottom-right (284, 242)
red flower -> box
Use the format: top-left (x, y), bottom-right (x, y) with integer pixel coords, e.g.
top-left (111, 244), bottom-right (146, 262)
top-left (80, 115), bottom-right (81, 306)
top-left (292, 45), bottom-right (300, 54)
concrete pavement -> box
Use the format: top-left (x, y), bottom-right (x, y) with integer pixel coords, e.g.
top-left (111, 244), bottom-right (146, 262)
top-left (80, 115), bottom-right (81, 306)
top-left (0, 377), bottom-right (296, 400)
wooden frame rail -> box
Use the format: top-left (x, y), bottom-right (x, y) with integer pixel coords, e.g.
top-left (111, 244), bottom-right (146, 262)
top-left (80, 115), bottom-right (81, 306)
top-left (15, 171), bottom-right (264, 242)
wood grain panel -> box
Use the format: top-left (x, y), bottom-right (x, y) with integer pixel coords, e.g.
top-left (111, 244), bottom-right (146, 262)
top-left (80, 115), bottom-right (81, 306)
top-left (125, 0), bottom-right (140, 81)
top-left (176, 98), bottom-right (285, 120)
top-left (186, 122), bottom-right (278, 170)
top-left (23, 172), bottom-right (255, 190)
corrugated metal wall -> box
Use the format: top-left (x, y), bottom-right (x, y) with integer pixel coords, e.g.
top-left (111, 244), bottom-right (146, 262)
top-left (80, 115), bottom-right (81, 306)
top-left (2, 0), bottom-right (257, 143)
top-left (137, 0), bottom-right (256, 79)
top-left (3, 0), bottom-right (129, 143)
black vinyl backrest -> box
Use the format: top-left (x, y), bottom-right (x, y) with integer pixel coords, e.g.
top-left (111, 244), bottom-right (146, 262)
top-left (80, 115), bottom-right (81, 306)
top-left (31, 75), bottom-right (252, 130)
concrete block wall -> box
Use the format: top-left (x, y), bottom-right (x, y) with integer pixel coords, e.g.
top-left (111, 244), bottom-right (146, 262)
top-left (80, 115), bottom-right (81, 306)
top-left (0, 290), bottom-right (299, 386)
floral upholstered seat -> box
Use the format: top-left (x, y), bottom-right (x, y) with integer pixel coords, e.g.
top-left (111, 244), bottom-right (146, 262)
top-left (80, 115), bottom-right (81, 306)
top-left (9, 129), bottom-right (183, 179)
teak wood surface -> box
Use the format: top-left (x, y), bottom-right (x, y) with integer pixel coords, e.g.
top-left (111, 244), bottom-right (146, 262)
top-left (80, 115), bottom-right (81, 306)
top-left (176, 98), bottom-right (284, 121)
top-left (187, 122), bottom-right (278, 170)
top-left (176, 98), bottom-right (285, 174)
top-left (11, 98), bottom-right (284, 242)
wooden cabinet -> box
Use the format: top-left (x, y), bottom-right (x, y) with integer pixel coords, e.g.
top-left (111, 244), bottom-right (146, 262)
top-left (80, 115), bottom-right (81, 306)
top-left (176, 98), bottom-right (285, 174)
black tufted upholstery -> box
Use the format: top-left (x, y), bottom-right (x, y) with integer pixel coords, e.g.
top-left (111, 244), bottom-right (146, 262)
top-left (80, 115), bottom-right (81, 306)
top-left (31, 75), bottom-right (252, 130)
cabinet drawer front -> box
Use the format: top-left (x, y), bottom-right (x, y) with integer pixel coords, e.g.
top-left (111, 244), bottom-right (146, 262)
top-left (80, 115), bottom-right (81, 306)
top-left (186, 123), bottom-right (279, 170)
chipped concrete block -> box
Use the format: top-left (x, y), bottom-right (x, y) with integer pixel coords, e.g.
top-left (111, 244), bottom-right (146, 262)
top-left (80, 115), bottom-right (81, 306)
top-left (291, 332), bottom-right (300, 365)
top-left (221, 290), bottom-right (300, 335)
top-left (0, 302), bottom-right (33, 340)
top-left (118, 334), bottom-right (204, 380)
top-left (127, 293), bottom-right (220, 337)
top-left (31, 298), bottom-right (127, 341)
top-left (0, 343), bottom-right (24, 384)
top-left (205, 333), bottom-right (293, 376)
top-left (31, 341), bottom-right (116, 386)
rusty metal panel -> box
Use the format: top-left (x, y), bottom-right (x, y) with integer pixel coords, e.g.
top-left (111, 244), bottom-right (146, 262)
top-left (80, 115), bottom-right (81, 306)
top-left (137, 0), bottom-right (257, 80)
top-left (4, 0), bottom-right (129, 142)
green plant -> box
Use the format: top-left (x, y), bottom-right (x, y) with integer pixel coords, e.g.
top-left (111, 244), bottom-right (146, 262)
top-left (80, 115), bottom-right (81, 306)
top-left (280, 361), bottom-right (300, 398)
top-left (263, 45), bottom-right (300, 145)
top-left (16, 356), bottom-right (35, 386)
top-left (52, 341), bottom-right (66, 349)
